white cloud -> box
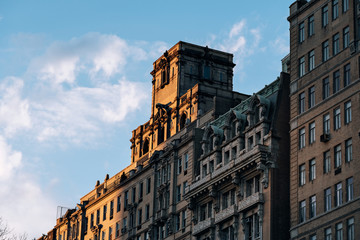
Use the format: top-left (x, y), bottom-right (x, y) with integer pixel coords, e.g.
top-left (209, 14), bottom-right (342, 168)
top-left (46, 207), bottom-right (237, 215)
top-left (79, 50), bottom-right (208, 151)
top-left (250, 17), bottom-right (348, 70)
top-left (0, 77), bottom-right (31, 136)
top-left (229, 20), bottom-right (246, 38)
top-left (271, 36), bottom-right (289, 55)
top-left (0, 136), bottom-right (56, 238)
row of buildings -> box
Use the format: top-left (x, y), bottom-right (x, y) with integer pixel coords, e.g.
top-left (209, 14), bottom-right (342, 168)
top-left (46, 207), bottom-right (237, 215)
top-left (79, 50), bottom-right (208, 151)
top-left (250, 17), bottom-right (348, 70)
top-left (38, 0), bottom-right (359, 239)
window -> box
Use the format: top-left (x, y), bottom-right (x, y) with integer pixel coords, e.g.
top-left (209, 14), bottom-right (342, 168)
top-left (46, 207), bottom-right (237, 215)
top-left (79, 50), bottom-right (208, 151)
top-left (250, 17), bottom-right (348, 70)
top-left (182, 210), bottom-right (186, 229)
top-left (346, 177), bottom-right (353, 201)
top-left (333, 70), bottom-right (340, 93)
top-left (344, 63), bottom-right (350, 87)
top-left (333, 33), bottom-right (340, 55)
top-left (308, 15), bottom-right (314, 36)
top-left (343, 26), bottom-right (349, 49)
top-left (132, 187), bottom-right (136, 203)
top-left (110, 200), bottom-right (114, 220)
top-left (325, 188), bottom-right (332, 211)
top-left (325, 227), bottom-right (332, 240)
top-left (323, 77), bottom-right (330, 99)
top-left (124, 191), bottom-right (128, 209)
top-left (183, 181), bottom-right (187, 196)
top-left (145, 204), bottom-right (150, 220)
top-left (90, 213), bottom-right (94, 228)
top-left (308, 86), bottom-right (315, 109)
top-left (323, 114), bottom-right (330, 134)
top-left (96, 209), bottom-right (100, 225)
top-left (323, 40), bottom-right (330, 62)
top-left (183, 153), bottom-right (188, 171)
top-left (246, 179), bottom-right (253, 197)
top-left (332, 0), bottom-right (339, 20)
top-left (308, 50), bottom-right (315, 71)
top-left (335, 145), bottom-right (342, 168)
top-left (108, 227), bottom-right (112, 240)
top-left (309, 195), bottom-right (316, 218)
top-left (310, 234), bottom-right (316, 240)
top-left (117, 195), bottom-right (121, 212)
top-left (322, 5), bottom-right (329, 27)
top-left (123, 217), bottom-right (127, 229)
top-left (103, 204), bottom-right (107, 221)
top-left (345, 138), bottom-right (352, 162)
top-left (176, 185), bottom-right (181, 203)
top-left (347, 218), bottom-right (354, 240)
top-left (299, 56), bottom-right (305, 77)
top-left (139, 182), bottom-right (143, 200)
top-left (324, 151), bottom-right (331, 173)
top-left (335, 222), bottom-right (343, 240)
top-left (177, 158), bottom-right (182, 174)
top-left (299, 164), bottom-right (306, 186)
top-left (138, 209), bottom-right (142, 226)
top-left (334, 107), bottom-right (341, 130)
top-left (222, 192), bottom-right (229, 209)
top-left (299, 200), bottom-right (306, 223)
top-left (200, 204), bottom-right (206, 221)
top-left (115, 222), bottom-right (120, 238)
top-left (343, 0), bottom-right (349, 12)
top-left (203, 65), bottom-right (210, 79)
top-left (299, 128), bottom-right (305, 149)
top-left (299, 22), bottom-right (305, 43)
top-left (335, 182), bottom-right (343, 207)
top-left (344, 101), bottom-right (351, 124)
top-left (299, 92), bottom-right (305, 113)
top-left (309, 159), bottom-right (316, 181)
top-left (146, 177), bottom-right (151, 194)
top-left (175, 214), bottom-right (180, 232)
top-left (208, 202), bottom-right (213, 218)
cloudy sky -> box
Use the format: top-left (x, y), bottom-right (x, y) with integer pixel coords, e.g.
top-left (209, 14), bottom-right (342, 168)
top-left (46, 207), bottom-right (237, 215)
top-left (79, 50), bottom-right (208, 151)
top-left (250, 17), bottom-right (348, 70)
top-left (0, 0), bottom-right (292, 238)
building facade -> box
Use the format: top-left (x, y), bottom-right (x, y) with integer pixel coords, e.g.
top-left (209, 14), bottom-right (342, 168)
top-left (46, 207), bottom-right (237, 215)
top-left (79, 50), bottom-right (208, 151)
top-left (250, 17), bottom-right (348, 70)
top-left (288, 0), bottom-right (359, 239)
top-left (38, 41), bottom-right (291, 240)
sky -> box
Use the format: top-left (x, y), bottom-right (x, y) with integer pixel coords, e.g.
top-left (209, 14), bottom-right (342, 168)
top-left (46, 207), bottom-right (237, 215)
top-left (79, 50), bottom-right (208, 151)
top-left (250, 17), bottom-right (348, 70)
top-left (0, 0), bottom-right (292, 238)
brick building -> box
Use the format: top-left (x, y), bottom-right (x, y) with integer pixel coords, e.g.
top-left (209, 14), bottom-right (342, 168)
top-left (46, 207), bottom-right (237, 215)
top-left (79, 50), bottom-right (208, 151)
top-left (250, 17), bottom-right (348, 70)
top-left (38, 41), bottom-right (291, 240)
top-left (288, 0), bottom-right (359, 239)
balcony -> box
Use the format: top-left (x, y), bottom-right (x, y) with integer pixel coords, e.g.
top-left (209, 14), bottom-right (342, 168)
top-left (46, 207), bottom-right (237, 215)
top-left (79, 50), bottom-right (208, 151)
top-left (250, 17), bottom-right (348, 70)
top-left (215, 204), bottom-right (237, 224)
top-left (193, 218), bottom-right (214, 235)
top-left (238, 192), bottom-right (264, 212)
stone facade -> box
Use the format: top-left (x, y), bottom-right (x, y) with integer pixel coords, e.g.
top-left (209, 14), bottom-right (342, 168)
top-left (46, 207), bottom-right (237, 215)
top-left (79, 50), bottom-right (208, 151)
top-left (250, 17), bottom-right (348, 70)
top-left (38, 41), bottom-right (291, 240)
top-left (288, 0), bottom-right (359, 239)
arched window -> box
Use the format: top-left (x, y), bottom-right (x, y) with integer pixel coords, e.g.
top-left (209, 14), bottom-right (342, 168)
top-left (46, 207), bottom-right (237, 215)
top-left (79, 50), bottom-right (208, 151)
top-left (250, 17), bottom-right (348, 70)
top-left (143, 138), bottom-right (149, 154)
top-left (179, 113), bottom-right (187, 130)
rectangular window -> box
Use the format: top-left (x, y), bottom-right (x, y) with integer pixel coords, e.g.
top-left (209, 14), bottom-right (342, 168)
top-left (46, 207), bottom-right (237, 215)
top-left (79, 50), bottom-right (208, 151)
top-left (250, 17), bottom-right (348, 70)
top-left (308, 86), bottom-right (315, 108)
top-left (325, 227), bottom-right (332, 240)
top-left (117, 195), bottom-right (121, 212)
top-left (343, 0), bottom-right (349, 12)
top-left (323, 114), bottom-right (330, 134)
top-left (299, 127), bottom-right (305, 149)
top-left (101, 231), bottom-right (105, 240)
top-left (182, 210), bottom-right (186, 229)
top-left (344, 63), bottom-right (350, 87)
top-left (177, 158), bottom-right (182, 174)
top-left (346, 177), bottom-right (353, 201)
top-left (299, 92), bottom-right (305, 113)
top-left (309, 159), bottom-right (316, 181)
top-left (183, 181), bottom-right (187, 196)
top-left (333, 33), bottom-right (340, 55)
top-left (183, 153), bottom-right (188, 171)
top-left (323, 77), bottom-right (330, 99)
top-left (222, 192), bottom-right (229, 209)
top-left (308, 15), bottom-right (314, 37)
top-left (299, 200), bottom-right (306, 223)
top-left (139, 182), bottom-right (143, 200)
top-left (335, 144), bottom-right (342, 168)
top-left (332, 0), bottom-right (339, 20)
top-left (103, 204), bottom-right (107, 221)
top-left (345, 138), bottom-right (352, 162)
top-left (200, 204), bottom-right (206, 221)
top-left (208, 202), bottom-right (213, 218)
top-left (176, 185), bottom-right (181, 203)
top-left (115, 222), bottom-right (120, 237)
top-left (323, 40), bottom-right (330, 62)
top-left (123, 217), bottom-right (127, 229)
top-left (299, 164), bottom-right (306, 186)
top-left (138, 209), bottom-right (142, 226)
top-left (124, 191), bottom-right (128, 209)
top-left (335, 222), bottom-right (343, 240)
top-left (246, 179), bottom-right (253, 197)
top-left (334, 107), bottom-right (341, 130)
top-left (309, 195), bottom-right (316, 218)
top-left (145, 204), bottom-right (150, 220)
top-left (344, 101), bottom-right (351, 124)
top-left (146, 177), bottom-right (151, 194)
top-left (108, 227), bottom-right (112, 240)
top-left (96, 209), bottom-right (100, 225)
top-left (343, 26), bottom-right (349, 49)
top-left (325, 188), bottom-right (332, 211)
top-left (132, 187), bottom-right (136, 203)
top-left (347, 218), bottom-right (354, 240)
top-left (299, 22), bottom-right (305, 43)
top-left (308, 50), bottom-right (315, 71)
top-left (310, 234), bottom-right (316, 240)
top-left (335, 182), bottom-right (343, 207)
top-left (322, 5), bottom-right (329, 27)
top-left (333, 70), bottom-right (340, 93)
top-left (175, 214), bottom-right (180, 232)
top-left (324, 150), bottom-right (331, 173)
top-left (299, 56), bottom-right (305, 77)
top-left (110, 201), bottom-right (114, 219)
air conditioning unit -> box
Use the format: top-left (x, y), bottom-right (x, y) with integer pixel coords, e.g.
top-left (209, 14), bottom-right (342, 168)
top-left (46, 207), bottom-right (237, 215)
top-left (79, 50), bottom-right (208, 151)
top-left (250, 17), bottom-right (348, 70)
top-left (320, 133), bottom-right (330, 142)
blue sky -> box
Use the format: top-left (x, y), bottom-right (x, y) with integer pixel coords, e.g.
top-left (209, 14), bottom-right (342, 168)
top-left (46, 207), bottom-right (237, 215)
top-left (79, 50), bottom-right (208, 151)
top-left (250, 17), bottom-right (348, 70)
top-left (0, 0), bottom-right (292, 237)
